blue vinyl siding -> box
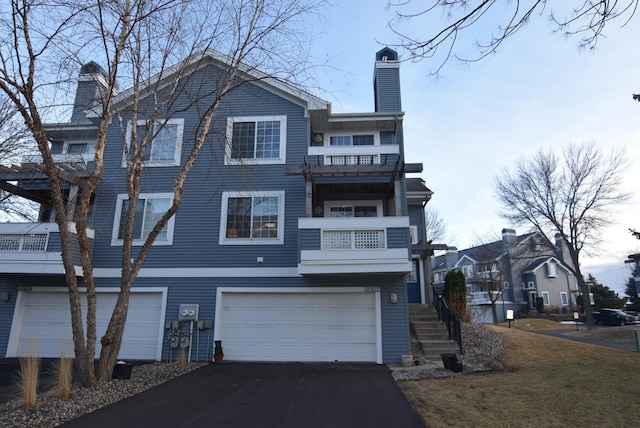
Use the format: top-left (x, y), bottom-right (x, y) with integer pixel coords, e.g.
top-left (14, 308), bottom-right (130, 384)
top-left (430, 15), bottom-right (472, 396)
top-left (374, 67), bottom-right (402, 113)
top-left (90, 63), bottom-right (309, 270)
top-left (2, 52), bottom-right (416, 364)
top-left (408, 205), bottom-right (426, 243)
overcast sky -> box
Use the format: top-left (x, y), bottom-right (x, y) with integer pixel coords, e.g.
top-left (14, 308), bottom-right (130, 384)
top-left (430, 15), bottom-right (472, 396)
top-left (307, 1), bottom-right (640, 295)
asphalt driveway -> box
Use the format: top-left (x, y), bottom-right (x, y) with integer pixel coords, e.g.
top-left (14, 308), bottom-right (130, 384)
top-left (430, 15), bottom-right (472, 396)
top-left (59, 362), bottom-right (425, 428)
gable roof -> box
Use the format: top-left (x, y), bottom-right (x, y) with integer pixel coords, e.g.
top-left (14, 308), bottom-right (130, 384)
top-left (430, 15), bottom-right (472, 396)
top-left (523, 256), bottom-right (573, 275)
top-left (89, 49), bottom-right (329, 118)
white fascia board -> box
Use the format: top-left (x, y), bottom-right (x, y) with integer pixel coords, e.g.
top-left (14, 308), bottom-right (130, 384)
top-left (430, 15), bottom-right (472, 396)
top-left (530, 257), bottom-right (573, 274)
top-left (455, 254), bottom-right (476, 267)
top-left (91, 267), bottom-right (301, 278)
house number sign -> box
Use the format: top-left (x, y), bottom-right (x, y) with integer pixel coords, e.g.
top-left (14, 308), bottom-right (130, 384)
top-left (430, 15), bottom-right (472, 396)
top-left (364, 287), bottom-right (380, 292)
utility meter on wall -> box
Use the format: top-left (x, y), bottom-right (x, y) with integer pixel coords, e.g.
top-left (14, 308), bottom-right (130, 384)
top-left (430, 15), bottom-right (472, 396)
top-left (178, 304), bottom-right (199, 321)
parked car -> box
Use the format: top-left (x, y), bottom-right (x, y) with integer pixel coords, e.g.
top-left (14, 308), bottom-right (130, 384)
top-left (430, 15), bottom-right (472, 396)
top-left (592, 309), bottom-right (636, 326)
top-left (624, 311), bottom-right (640, 323)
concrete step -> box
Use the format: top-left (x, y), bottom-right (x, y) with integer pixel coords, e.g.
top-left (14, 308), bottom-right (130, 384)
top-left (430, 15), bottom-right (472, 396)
top-left (409, 313), bottom-right (440, 322)
top-left (411, 320), bottom-right (446, 328)
top-left (409, 304), bottom-right (460, 360)
top-left (413, 331), bottom-right (451, 341)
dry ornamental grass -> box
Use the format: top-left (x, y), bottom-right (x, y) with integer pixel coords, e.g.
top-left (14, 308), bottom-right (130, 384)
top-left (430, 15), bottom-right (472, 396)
top-left (17, 356), bottom-right (40, 409)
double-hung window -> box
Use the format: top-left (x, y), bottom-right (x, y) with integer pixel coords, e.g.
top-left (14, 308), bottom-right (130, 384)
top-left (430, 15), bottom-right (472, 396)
top-left (541, 291), bottom-right (550, 305)
top-left (225, 116), bottom-right (287, 164)
top-left (124, 119), bottom-right (184, 167)
top-left (111, 193), bottom-right (175, 246)
top-left (324, 201), bottom-right (382, 218)
top-left (220, 191), bottom-right (285, 245)
top-left (560, 292), bottom-right (569, 306)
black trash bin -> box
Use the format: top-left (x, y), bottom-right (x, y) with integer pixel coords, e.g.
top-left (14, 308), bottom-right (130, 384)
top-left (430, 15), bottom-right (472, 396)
top-left (440, 353), bottom-right (457, 370)
top-left (112, 361), bottom-right (133, 380)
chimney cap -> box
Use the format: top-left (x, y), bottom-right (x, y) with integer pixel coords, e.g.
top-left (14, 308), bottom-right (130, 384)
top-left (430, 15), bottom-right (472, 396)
top-left (79, 61), bottom-right (108, 78)
top-left (375, 47), bottom-right (398, 62)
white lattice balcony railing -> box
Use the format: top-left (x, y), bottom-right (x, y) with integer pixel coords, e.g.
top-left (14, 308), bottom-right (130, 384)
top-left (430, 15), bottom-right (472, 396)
top-left (0, 233), bottom-right (49, 252)
top-left (322, 229), bottom-right (385, 250)
top-left (468, 292), bottom-right (490, 304)
top-left (0, 222), bottom-right (94, 275)
top-left (297, 216), bottom-right (411, 275)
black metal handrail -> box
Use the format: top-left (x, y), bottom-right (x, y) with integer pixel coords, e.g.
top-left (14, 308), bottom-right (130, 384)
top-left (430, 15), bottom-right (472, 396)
top-left (433, 286), bottom-right (463, 354)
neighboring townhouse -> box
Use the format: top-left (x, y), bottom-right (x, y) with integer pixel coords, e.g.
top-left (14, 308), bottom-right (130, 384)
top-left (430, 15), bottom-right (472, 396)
top-left (432, 228), bottom-right (579, 323)
top-left (0, 48), bottom-right (433, 364)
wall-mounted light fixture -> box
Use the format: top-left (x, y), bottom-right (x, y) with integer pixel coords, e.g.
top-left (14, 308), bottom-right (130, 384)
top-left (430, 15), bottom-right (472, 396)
top-left (390, 293), bottom-right (398, 304)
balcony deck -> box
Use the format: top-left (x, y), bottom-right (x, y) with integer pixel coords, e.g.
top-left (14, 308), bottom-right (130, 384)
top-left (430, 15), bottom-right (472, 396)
top-left (297, 216), bottom-right (411, 275)
top-left (0, 222), bottom-right (93, 275)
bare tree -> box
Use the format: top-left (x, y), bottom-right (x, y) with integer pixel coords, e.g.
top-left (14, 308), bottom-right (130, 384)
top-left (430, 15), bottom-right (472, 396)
top-left (425, 206), bottom-right (448, 243)
top-left (0, 96), bottom-right (37, 220)
top-left (386, 0), bottom-right (639, 73)
top-left (0, 0), bottom-right (323, 385)
top-left (494, 142), bottom-right (630, 327)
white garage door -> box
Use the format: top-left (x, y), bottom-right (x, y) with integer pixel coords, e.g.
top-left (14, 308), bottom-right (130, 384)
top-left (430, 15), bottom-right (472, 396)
top-left (10, 290), bottom-right (165, 360)
top-left (218, 290), bottom-right (379, 362)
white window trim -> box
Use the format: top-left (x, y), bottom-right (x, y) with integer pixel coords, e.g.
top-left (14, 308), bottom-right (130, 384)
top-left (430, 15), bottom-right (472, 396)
top-left (225, 115), bottom-right (287, 165)
top-left (324, 132), bottom-right (380, 146)
top-left (527, 281), bottom-right (535, 289)
top-left (65, 140), bottom-right (95, 155)
top-left (111, 193), bottom-right (175, 246)
top-left (541, 291), bottom-right (550, 305)
top-left (406, 259), bottom-right (418, 283)
top-left (560, 292), bottom-right (569, 306)
top-left (409, 225), bottom-right (418, 245)
top-left (122, 119), bottom-right (184, 167)
top-left (219, 191), bottom-right (285, 245)
top-left (462, 265), bottom-right (473, 278)
top-left (547, 261), bottom-right (558, 278)
top-left (323, 200), bottom-right (383, 218)
top-left (503, 281), bottom-right (510, 290)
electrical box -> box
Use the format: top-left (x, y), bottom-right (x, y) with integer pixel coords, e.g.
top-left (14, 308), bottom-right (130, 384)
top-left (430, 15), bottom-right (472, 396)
top-left (178, 304), bottom-right (199, 321)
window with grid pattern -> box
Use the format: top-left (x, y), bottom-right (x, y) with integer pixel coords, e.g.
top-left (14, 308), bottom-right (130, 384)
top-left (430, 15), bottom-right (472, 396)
top-left (226, 116), bottom-right (286, 164)
top-left (112, 193), bottom-right (175, 246)
top-left (125, 119), bottom-right (183, 167)
top-left (221, 191), bottom-right (284, 245)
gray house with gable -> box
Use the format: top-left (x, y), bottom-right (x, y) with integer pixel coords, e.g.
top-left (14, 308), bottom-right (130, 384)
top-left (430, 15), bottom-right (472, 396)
top-left (0, 48), bottom-right (433, 364)
top-left (432, 228), bottom-right (579, 323)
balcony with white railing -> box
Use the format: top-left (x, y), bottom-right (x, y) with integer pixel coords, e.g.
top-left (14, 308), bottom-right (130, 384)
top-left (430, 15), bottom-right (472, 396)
top-left (307, 145), bottom-right (400, 168)
top-left (297, 216), bottom-right (411, 275)
top-left (468, 291), bottom-right (491, 304)
top-left (0, 222), bottom-right (93, 275)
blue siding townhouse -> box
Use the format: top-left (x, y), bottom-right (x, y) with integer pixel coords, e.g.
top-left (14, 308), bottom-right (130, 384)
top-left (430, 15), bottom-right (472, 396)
top-left (0, 48), bottom-right (433, 364)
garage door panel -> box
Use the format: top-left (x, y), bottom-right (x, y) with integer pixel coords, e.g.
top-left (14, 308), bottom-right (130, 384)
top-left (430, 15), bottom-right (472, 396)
top-left (221, 292), bottom-right (378, 362)
top-left (15, 291), bottom-right (163, 360)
